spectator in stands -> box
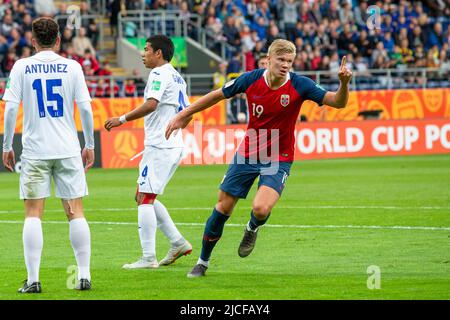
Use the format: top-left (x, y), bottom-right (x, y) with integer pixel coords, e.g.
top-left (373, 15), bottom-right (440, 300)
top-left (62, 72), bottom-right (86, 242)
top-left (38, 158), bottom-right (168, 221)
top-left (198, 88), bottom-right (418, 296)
top-left (409, 25), bottom-right (426, 49)
top-left (95, 78), bottom-right (107, 97)
top-left (354, 0), bottom-right (369, 28)
top-left (20, 46), bottom-right (32, 59)
top-left (124, 79), bottom-right (137, 97)
top-left (96, 60), bottom-right (112, 77)
top-left (72, 27), bottom-right (96, 56)
top-left (21, 13), bottom-right (33, 33)
top-left (56, 3), bottom-right (68, 32)
top-left (109, 0), bottom-right (123, 38)
top-left (60, 27), bottom-right (74, 53)
top-left (1, 48), bottom-right (18, 76)
top-left (34, 0), bottom-right (57, 16)
top-left (427, 22), bottom-right (445, 50)
top-left (400, 39), bottom-right (415, 66)
top-left (383, 32), bottom-right (395, 54)
top-left (213, 62), bottom-right (227, 90)
top-left (82, 59), bottom-right (95, 77)
top-left (61, 44), bottom-right (82, 65)
top-left (339, 1), bottom-right (354, 25)
top-left (7, 28), bottom-right (26, 56)
top-left (222, 15), bottom-right (241, 48)
top-left (82, 49), bottom-right (100, 74)
top-left (226, 50), bottom-right (242, 74)
top-left (265, 24), bottom-right (283, 51)
top-left (1, 13), bottom-right (19, 37)
top-left (251, 16), bottom-right (268, 41)
top-left (131, 68), bottom-right (146, 96)
top-left (281, 0), bottom-right (298, 42)
top-left (257, 55), bottom-right (268, 69)
top-left (80, 0), bottom-right (99, 49)
top-left (105, 80), bottom-right (120, 97)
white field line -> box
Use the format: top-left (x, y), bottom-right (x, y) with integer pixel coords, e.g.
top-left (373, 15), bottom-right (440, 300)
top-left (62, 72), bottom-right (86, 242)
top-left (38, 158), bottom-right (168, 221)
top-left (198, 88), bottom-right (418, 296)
top-left (0, 205), bottom-right (449, 215)
top-left (0, 220), bottom-right (449, 231)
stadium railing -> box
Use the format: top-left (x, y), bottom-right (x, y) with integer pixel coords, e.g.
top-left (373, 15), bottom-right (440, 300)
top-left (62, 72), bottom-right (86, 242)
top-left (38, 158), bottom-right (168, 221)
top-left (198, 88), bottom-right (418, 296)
top-left (0, 68), bottom-right (447, 98)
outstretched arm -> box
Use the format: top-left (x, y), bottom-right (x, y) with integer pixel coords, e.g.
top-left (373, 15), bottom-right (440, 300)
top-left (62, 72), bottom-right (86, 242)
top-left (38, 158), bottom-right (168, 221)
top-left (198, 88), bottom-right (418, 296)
top-left (2, 101), bottom-right (19, 172)
top-left (165, 88), bottom-right (225, 139)
top-left (104, 98), bottom-right (158, 131)
top-left (322, 56), bottom-right (352, 109)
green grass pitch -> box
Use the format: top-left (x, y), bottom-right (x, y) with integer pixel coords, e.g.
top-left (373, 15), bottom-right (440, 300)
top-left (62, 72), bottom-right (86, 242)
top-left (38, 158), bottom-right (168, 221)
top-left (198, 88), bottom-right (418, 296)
top-left (0, 154), bottom-right (449, 300)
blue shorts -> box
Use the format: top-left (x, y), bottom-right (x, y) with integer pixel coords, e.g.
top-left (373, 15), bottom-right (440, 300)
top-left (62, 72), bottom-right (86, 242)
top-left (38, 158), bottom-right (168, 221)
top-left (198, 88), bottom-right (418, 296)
top-left (219, 153), bottom-right (292, 199)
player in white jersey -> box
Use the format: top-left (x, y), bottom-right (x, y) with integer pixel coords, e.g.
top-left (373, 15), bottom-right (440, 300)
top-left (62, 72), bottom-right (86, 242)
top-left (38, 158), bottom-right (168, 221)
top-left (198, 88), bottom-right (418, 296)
top-left (105, 35), bottom-right (192, 269)
top-left (2, 18), bottom-right (94, 293)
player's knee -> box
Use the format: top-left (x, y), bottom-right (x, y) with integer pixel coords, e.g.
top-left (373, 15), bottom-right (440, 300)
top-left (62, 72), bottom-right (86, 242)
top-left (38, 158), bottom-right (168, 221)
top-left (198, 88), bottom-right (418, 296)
top-left (136, 192), bottom-right (157, 205)
top-left (215, 200), bottom-right (233, 216)
top-left (252, 203), bottom-right (271, 218)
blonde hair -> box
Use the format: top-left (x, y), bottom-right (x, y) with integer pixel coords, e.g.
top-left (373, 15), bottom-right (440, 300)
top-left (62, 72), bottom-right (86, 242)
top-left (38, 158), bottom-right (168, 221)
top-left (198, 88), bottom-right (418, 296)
top-left (268, 39), bottom-right (296, 57)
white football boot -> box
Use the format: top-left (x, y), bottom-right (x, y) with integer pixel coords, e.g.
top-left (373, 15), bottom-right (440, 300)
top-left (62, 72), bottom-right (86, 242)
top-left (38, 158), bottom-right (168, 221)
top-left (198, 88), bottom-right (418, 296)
top-left (122, 257), bottom-right (159, 269)
top-left (159, 241), bottom-right (193, 266)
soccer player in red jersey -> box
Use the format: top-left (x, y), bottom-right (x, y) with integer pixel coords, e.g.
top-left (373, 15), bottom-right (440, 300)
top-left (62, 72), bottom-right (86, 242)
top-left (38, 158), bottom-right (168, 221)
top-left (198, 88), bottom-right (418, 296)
top-left (165, 39), bottom-right (352, 277)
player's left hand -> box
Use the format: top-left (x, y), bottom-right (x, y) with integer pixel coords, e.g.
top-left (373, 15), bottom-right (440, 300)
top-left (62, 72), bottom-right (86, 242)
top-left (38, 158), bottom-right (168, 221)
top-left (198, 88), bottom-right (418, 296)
top-left (104, 117), bottom-right (122, 131)
top-left (82, 147), bottom-right (95, 173)
top-left (338, 56), bottom-right (352, 85)
top-left (2, 150), bottom-right (15, 172)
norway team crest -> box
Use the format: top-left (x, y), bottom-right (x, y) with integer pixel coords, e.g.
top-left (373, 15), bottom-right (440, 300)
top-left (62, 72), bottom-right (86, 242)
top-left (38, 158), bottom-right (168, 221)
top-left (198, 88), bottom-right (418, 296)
top-left (280, 94), bottom-right (290, 107)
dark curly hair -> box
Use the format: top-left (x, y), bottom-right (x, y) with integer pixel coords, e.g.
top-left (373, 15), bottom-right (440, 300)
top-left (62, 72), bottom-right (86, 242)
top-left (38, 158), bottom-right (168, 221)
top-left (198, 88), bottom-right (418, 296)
top-left (32, 17), bottom-right (59, 48)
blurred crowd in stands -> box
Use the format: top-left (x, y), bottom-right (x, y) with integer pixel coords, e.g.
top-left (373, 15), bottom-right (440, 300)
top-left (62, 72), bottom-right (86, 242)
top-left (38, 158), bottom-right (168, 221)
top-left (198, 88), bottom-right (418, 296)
top-left (153, 0), bottom-right (450, 83)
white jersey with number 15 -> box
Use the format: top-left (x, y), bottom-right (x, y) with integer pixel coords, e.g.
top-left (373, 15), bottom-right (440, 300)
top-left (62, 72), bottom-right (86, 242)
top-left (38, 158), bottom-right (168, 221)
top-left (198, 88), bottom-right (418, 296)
top-left (2, 50), bottom-right (92, 160)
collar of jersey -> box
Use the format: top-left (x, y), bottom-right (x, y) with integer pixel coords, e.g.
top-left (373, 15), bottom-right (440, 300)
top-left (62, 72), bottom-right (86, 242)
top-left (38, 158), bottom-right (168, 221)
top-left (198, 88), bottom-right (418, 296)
top-left (33, 50), bottom-right (60, 61)
top-left (263, 70), bottom-right (290, 90)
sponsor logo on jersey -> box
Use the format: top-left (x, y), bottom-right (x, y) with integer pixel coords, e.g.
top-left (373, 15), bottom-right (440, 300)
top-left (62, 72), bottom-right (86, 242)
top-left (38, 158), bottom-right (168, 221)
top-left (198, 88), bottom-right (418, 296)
top-left (224, 79), bottom-right (235, 88)
top-left (6, 77), bottom-right (10, 89)
top-left (280, 94), bottom-right (290, 107)
top-left (315, 83), bottom-right (325, 91)
top-left (151, 80), bottom-right (161, 91)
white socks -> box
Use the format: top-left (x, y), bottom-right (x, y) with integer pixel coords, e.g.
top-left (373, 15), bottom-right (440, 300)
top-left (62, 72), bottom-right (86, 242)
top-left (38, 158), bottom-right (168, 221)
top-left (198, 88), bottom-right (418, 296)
top-left (138, 204), bottom-right (157, 260)
top-left (23, 217), bottom-right (91, 284)
top-left (197, 258), bottom-right (209, 268)
top-left (154, 200), bottom-right (184, 246)
top-left (23, 217), bottom-right (43, 285)
top-left (69, 218), bottom-right (91, 281)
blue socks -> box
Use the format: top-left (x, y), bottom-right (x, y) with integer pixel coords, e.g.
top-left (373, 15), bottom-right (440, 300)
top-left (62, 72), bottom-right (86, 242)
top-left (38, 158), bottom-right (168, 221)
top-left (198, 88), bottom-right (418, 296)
top-left (248, 210), bottom-right (271, 231)
top-left (200, 208), bottom-right (230, 262)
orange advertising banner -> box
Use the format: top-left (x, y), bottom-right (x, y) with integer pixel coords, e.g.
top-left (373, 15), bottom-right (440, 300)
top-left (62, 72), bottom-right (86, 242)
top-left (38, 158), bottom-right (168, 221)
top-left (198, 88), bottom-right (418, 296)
top-left (1, 89), bottom-right (449, 133)
top-left (300, 88), bottom-right (450, 122)
top-left (0, 96), bottom-right (226, 133)
top-left (100, 118), bottom-right (450, 168)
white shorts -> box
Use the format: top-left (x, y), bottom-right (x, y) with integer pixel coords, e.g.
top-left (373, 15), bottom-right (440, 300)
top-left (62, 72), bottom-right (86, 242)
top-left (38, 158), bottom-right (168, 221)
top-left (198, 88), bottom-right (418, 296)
top-left (20, 156), bottom-right (88, 200)
top-left (137, 146), bottom-right (183, 195)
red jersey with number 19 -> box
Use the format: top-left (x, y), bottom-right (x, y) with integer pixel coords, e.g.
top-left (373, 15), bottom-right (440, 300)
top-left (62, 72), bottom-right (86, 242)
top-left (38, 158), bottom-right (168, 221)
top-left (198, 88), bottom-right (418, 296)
top-left (222, 69), bottom-right (327, 162)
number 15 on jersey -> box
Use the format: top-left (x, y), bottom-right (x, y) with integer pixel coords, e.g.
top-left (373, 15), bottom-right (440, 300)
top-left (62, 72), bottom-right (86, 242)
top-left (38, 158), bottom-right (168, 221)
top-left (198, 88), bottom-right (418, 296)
top-left (32, 78), bottom-right (64, 118)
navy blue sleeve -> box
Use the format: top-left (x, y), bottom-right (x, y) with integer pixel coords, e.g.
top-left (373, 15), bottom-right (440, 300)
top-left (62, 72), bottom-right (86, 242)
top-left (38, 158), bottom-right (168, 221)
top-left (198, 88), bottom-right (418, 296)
top-left (222, 69), bottom-right (265, 98)
top-left (290, 72), bottom-right (327, 106)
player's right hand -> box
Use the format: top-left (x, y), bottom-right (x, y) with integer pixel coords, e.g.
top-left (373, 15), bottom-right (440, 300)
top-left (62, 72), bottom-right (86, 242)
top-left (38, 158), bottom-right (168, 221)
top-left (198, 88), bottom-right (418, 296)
top-left (104, 117), bottom-right (122, 131)
top-left (2, 150), bottom-right (15, 172)
top-left (82, 148), bottom-right (95, 173)
top-left (165, 111), bottom-right (192, 140)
